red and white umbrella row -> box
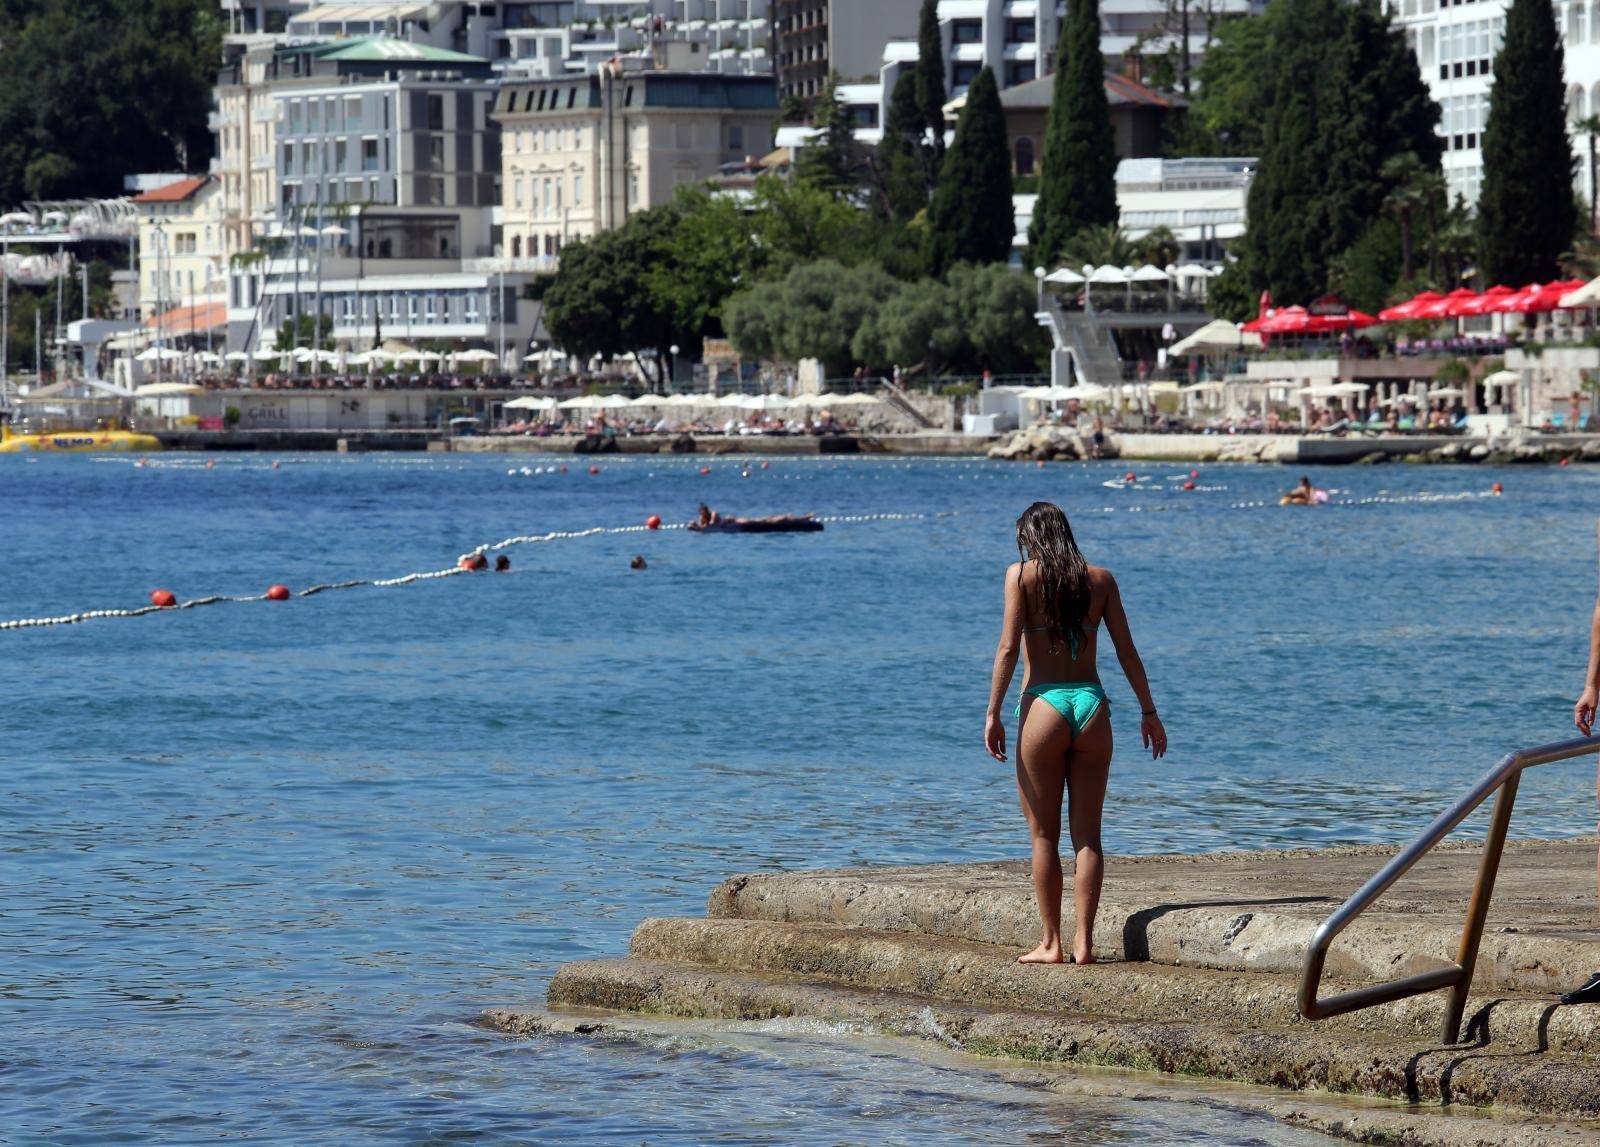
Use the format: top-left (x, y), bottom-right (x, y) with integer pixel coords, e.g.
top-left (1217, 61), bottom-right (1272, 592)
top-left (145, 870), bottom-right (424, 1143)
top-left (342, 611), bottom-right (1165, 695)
top-left (1377, 281), bottom-right (1590, 321)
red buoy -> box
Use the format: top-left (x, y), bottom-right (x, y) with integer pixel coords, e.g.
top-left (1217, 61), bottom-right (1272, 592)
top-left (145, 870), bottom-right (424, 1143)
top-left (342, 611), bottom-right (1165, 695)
top-left (1124, 471), bottom-right (1136, 482)
top-left (1036, 460), bottom-right (1046, 468)
top-left (1190, 469), bottom-right (1200, 479)
top-left (150, 589), bottom-right (177, 608)
top-left (760, 461), bottom-right (770, 470)
top-left (1491, 481), bottom-right (1504, 495)
top-left (558, 465), bottom-right (569, 473)
top-left (266, 584), bottom-right (291, 601)
top-left (646, 515), bottom-right (662, 530)
top-left (699, 466), bottom-right (711, 476)
top-left (1560, 457), bottom-right (1571, 467)
top-left (1183, 480), bottom-right (1196, 491)
top-left (588, 465), bottom-right (601, 475)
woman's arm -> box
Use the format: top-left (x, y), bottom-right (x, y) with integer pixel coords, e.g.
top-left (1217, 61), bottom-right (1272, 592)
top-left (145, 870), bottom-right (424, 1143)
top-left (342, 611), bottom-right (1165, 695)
top-left (1577, 519), bottom-right (1600, 734)
top-left (984, 564), bottom-right (1024, 762)
top-left (1102, 572), bottom-right (1168, 760)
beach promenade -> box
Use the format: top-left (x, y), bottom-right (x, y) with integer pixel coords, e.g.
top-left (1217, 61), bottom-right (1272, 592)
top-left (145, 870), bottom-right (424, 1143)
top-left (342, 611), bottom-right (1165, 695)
top-left (490, 837), bottom-right (1600, 1145)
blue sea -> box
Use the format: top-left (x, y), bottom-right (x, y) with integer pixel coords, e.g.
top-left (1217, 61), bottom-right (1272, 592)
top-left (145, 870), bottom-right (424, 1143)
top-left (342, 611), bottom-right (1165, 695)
top-left (5, 452), bottom-right (1597, 1144)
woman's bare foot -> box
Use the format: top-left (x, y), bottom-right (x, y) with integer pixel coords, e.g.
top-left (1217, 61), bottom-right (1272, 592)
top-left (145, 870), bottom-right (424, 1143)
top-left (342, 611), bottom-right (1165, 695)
top-left (1018, 941), bottom-right (1065, 964)
top-left (1070, 944), bottom-right (1095, 966)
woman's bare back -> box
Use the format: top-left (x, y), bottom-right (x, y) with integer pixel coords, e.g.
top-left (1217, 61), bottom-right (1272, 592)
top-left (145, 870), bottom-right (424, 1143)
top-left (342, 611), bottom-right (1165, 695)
top-left (1014, 560), bottom-right (1113, 685)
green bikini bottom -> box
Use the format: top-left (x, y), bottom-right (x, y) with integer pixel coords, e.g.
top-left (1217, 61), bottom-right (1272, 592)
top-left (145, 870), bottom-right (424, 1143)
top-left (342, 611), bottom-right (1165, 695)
top-left (1017, 681), bottom-right (1108, 736)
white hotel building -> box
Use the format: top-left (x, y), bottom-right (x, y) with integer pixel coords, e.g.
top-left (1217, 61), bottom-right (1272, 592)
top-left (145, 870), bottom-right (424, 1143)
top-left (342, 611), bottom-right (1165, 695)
top-left (1389, 0), bottom-right (1600, 206)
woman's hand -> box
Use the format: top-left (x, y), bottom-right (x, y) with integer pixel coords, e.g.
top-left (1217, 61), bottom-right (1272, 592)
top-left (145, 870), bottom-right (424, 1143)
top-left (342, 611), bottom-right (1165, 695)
top-left (1577, 686), bottom-right (1597, 736)
top-left (1141, 711), bottom-right (1168, 760)
top-left (984, 712), bottom-right (1008, 763)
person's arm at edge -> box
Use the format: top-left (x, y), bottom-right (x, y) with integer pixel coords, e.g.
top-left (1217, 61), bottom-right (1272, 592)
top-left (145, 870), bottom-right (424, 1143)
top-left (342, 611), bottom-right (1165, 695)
top-left (985, 564), bottom-right (1023, 762)
top-left (1102, 571), bottom-right (1168, 760)
top-left (1576, 518), bottom-right (1600, 735)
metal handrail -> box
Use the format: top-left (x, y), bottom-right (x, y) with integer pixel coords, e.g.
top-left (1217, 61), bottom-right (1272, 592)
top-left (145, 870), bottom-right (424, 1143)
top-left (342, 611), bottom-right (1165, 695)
top-left (1298, 734), bottom-right (1600, 1044)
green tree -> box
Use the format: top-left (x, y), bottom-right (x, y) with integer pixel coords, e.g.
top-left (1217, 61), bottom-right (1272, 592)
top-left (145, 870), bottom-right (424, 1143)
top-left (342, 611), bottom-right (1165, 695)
top-left (794, 74), bottom-right (861, 197)
top-left (746, 176), bottom-right (885, 275)
top-left (1029, 0), bottom-right (1118, 265)
top-left (724, 260), bottom-right (896, 376)
top-left (545, 206), bottom-right (693, 389)
top-left (852, 263), bottom-right (1047, 376)
top-left (1479, 0), bottom-right (1577, 284)
top-left (871, 72), bottom-right (930, 222)
top-left (1135, 225), bottom-right (1181, 268)
top-left (0, 1), bottom-right (220, 204)
top-left (1060, 223), bottom-right (1136, 269)
top-left (1168, 12), bottom-right (1274, 155)
top-left (915, 0), bottom-right (947, 174)
top-left (925, 68), bottom-right (1013, 274)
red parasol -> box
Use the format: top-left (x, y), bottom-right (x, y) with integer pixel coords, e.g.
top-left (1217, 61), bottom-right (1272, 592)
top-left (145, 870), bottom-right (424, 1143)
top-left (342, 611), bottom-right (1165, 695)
top-left (1377, 290), bottom-right (1444, 322)
top-left (1457, 285), bottom-right (1516, 315)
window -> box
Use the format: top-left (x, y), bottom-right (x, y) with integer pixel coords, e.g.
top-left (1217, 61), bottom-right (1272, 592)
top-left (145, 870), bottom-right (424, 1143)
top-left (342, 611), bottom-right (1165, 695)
top-left (512, 235), bottom-right (522, 258)
top-left (429, 136), bottom-right (446, 171)
top-left (427, 93), bottom-right (445, 131)
top-left (543, 178), bottom-right (553, 215)
top-left (952, 63), bottom-right (981, 89)
top-left (545, 128), bottom-right (555, 150)
top-left (514, 173), bottom-right (524, 207)
top-left (1015, 137), bottom-right (1035, 176)
top-left (952, 19), bottom-right (982, 43)
top-left (362, 138), bottom-right (380, 172)
top-left (335, 139), bottom-right (347, 172)
top-left (425, 294), bottom-right (438, 321)
top-left (282, 142), bottom-right (295, 173)
top-left (428, 176), bottom-right (446, 206)
top-left (1006, 18), bottom-right (1035, 43)
top-left (573, 173), bottom-right (584, 204)
top-left (345, 97), bottom-right (361, 130)
top-left (729, 124), bottom-right (744, 151)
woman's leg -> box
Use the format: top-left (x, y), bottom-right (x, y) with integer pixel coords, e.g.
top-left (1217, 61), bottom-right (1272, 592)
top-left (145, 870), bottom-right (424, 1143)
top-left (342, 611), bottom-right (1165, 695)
top-left (1065, 710), bottom-right (1114, 965)
top-left (1015, 697), bottom-right (1074, 964)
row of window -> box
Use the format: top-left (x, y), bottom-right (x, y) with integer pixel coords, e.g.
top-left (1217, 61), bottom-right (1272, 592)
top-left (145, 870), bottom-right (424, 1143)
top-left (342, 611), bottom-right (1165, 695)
top-left (263, 290), bottom-right (506, 327)
top-left (282, 95), bottom-right (383, 135)
top-left (280, 178), bottom-right (390, 207)
top-left (283, 137), bottom-right (385, 176)
top-left (511, 171), bottom-right (584, 216)
top-left (509, 233), bottom-right (564, 259)
top-left (1440, 92), bottom-right (1488, 151)
top-left (512, 125), bottom-right (585, 153)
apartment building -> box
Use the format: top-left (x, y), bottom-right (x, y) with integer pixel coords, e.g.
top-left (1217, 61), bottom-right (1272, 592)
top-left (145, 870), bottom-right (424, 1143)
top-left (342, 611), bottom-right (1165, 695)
top-left (1387, 0), bottom-right (1600, 207)
top-left (772, 0), bottom-right (922, 103)
top-left (219, 1), bottom-right (772, 78)
top-left (131, 177), bottom-right (228, 321)
top-left (937, 0), bottom-right (1254, 96)
top-left (493, 60), bottom-right (777, 260)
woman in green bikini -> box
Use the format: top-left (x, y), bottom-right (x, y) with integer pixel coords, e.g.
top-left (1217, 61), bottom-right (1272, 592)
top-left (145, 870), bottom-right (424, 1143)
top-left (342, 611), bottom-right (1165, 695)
top-left (984, 501), bottom-right (1166, 965)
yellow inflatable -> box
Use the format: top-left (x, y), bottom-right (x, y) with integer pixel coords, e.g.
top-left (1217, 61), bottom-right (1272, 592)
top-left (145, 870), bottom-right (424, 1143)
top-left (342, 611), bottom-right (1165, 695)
top-left (0, 424), bottom-right (162, 453)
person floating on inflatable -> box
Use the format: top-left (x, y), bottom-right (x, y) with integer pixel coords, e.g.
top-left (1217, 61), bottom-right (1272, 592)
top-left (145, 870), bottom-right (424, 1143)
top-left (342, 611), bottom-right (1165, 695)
top-left (1281, 476), bottom-right (1328, 506)
top-left (688, 503), bottom-right (823, 533)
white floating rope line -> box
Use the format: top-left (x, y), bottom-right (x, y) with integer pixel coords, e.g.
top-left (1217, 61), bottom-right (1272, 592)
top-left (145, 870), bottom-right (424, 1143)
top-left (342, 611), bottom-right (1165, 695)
top-left (0, 513), bottom-right (951, 631)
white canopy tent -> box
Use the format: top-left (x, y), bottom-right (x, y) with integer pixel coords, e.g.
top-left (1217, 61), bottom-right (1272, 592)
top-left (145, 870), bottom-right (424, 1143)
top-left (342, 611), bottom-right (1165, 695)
top-left (504, 395), bottom-right (557, 411)
top-left (1168, 318), bottom-right (1262, 356)
top-left (1044, 268), bottom-right (1085, 285)
top-left (133, 381), bottom-right (203, 396)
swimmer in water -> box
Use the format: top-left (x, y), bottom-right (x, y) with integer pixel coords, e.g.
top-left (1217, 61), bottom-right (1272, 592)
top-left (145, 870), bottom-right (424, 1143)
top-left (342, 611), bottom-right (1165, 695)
top-left (985, 501), bottom-right (1167, 966)
top-left (1284, 475), bottom-right (1315, 505)
top-left (630, 555), bottom-right (647, 570)
top-left (494, 555), bottom-right (511, 572)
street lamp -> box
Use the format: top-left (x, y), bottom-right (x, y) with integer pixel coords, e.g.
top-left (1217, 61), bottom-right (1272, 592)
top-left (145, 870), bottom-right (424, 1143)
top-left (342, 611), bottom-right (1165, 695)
top-left (668, 343), bottom-right (679, 393)
top-left (1033, 265), bottom-right (1046, 312)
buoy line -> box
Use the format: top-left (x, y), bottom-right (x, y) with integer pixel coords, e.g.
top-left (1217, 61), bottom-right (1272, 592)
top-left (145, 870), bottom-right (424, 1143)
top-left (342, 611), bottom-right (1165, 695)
top-left (0, 512), bottom-right (956, 631)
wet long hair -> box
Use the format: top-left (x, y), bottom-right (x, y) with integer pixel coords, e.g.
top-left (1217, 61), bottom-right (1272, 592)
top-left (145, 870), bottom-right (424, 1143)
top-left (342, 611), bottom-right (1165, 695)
top-left (1015, 501), bottom-right (1090, 652)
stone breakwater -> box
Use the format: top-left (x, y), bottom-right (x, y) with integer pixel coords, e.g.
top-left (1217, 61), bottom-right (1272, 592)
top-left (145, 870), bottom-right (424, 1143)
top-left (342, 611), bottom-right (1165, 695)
top-left (487, 839), bottom-right (1600, 1146)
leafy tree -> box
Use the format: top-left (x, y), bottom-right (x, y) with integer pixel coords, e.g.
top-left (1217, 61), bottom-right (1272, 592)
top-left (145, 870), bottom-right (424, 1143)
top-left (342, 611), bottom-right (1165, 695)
top-left (794, 75), bottom-right (861, 197)
top-left (1479, 0), bottom-right (1576, 284)
top-left (0, 1), bottom-right (221, 204)
top-left (1327, 216), bottom-right (1403, 314)
top-left (724, 260), bottom-right (896, 377)
top-left (545, 205), bottom-right (693, 389)
top-left (1136, 226), bottom-right (1182, 268)
top-left (1380, 153), bottom-right (1430, 283)
top-left (1167, 12), bottom-right (1274, 155)
top-left (870, 72), bottom-right (929, 222)
top-left (745, 176), bottom-right (884, 276)
top-left (915, 0), bottom-right (947, 174)
top-left (925, 68), bottom-right (1013, 274)
top-left (1029, 0), bottom-right (1119, 265)
top-left (853, 263), bottom-right (1047, 376)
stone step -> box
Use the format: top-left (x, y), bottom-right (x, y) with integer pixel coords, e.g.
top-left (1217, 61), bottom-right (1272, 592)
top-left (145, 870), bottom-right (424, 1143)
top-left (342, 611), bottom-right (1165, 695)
top-left (628, 915), bottom-right (1600, 1055)
top-left (540, 955), bottom-right (1600, 1126)
top-left (706, 850), bottom-right (1600, 995)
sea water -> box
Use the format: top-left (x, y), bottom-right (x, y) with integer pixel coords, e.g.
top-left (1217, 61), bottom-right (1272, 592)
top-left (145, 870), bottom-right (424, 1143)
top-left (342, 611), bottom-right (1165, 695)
top-left (5, 453), bottom-right (1596, 1143)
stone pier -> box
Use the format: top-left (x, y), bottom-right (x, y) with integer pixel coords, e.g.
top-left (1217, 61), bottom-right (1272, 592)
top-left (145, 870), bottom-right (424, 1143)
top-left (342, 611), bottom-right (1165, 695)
top-left (486, 837), bottom-right (1600, 1145)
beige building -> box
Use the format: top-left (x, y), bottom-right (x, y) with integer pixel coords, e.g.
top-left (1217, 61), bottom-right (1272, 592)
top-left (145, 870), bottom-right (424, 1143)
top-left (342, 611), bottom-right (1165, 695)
top-left (132, 177), bottom-right (228, 320)
top-left (493, 60), bottom-right (778, 263)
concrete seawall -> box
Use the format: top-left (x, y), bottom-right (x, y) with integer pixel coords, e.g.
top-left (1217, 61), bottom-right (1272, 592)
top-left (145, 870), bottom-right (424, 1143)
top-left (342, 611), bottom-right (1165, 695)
top-left (487, 838), bottom-right (1600, 1144)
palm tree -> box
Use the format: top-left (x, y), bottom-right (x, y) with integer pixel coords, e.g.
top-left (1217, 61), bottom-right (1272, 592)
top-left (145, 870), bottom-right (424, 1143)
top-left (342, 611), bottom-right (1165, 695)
top-left (1574, 114), bottom-right (1600, 236)
top-left (1060, 223), bottom-right (1134, 269)
top-left (1136, 225), bottom-right (1181, 269)
top-left (1381, 153), bottom-right (1427, 283)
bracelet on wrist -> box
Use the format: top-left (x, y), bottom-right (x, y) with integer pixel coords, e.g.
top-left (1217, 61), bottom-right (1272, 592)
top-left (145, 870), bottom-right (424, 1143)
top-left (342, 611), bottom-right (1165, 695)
top-left (1142, 708), bottom-right (1158, 716)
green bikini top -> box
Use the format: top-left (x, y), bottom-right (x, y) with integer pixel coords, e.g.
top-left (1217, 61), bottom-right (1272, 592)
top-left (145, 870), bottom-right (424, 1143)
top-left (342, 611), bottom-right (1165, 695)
top-left (1023, 624), bottom-right (1084, 658)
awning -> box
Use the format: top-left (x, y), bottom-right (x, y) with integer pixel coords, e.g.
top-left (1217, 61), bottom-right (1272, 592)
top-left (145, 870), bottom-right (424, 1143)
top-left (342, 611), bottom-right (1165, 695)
top-left (1169, 318), bottom-right (1261, 355)
top-left (143, 299), bottom-right (227, 336)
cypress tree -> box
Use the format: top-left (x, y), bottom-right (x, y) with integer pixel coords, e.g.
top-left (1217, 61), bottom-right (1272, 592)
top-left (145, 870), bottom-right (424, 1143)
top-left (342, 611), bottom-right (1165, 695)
top-left (926, 68), bottom-right (1015, 274)
top-left (916, 0), bottom-right (947, 172)
top-left (873, 71), bottom-right (929, 222)
top-left (1479, 0), bottom-right (1576, 284)
top-left (1234, 0), bottom-right (1346, 304)
top-left (794, 74), bottom-right (859, 197)
top-left (1028, 0), bottom-right (1118, 265)
top-left (1315, 2), bottom-right (1397, 268)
